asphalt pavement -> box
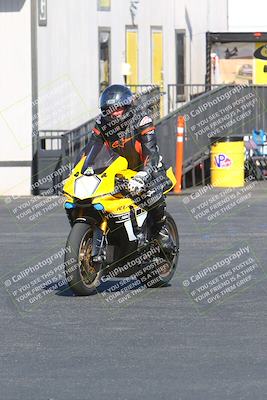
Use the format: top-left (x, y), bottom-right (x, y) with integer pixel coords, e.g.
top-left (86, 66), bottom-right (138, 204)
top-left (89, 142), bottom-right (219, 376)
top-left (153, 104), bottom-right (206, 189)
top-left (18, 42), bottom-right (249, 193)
top-left (0, 183), bottom-right (267, 400)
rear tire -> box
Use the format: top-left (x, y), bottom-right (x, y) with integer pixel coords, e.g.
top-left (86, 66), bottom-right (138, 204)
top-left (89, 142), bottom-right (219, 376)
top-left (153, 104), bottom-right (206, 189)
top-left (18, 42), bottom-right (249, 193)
top-left (65, 222), bottom-right (104, 296)
top-left (148, 212), bottom-right (179, 288)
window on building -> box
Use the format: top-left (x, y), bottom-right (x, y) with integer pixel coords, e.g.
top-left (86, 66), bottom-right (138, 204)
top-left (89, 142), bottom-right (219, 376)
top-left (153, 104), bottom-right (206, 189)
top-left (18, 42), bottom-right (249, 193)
top-left (97, 0), bottom-right (111, 11)
top-left (126, 28), bottom-right (139, 91)
top-left (175, 31), bottom-right (186, 96)
top-left (99, 29), bottom-right (111, 93)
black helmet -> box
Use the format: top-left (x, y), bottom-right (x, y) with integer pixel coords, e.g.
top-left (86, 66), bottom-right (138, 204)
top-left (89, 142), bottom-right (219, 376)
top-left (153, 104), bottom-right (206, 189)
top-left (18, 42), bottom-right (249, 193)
top-left (100, 84), bottom-right (133, 120)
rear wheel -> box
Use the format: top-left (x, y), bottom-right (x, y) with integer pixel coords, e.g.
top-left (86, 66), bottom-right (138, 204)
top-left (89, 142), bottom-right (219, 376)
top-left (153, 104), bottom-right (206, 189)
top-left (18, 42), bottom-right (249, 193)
top-left (65, 222), bottom-right (103, 296)
top-left (148, 212), bottom-right (179, 288)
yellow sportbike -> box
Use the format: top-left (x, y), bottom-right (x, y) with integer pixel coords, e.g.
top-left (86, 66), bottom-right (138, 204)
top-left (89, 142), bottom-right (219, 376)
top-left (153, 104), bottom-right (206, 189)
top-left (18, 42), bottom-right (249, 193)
top-left (63, 146), bottom-right (179, 296)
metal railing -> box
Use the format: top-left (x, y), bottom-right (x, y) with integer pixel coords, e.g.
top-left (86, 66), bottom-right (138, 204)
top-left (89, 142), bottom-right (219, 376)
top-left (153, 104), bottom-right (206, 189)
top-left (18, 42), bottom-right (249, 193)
top-left (38, 130), bottom-right (68, 150)
top-left (167, 84), bottom-right (223, 113)
top-left (34, 130), bottom-right (68, 195)
top-left (126, 84), bottom-right (161, 93)
top-left (61, 118), bottom-right (95, 169)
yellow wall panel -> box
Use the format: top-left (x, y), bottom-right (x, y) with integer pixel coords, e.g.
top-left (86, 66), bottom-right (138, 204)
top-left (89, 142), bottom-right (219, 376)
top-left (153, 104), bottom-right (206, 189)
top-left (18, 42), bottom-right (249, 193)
top-left (152, 31), bottom-right (163, 85)
top-left (126, 30), bottom-right (138, 87)
top-left (152, 30), bottom-right (163, 115)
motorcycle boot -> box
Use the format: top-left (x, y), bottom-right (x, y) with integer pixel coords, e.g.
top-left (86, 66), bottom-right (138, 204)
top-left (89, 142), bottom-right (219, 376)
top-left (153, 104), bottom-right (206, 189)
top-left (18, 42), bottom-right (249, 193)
top-left (149, 201), bottom-right (176, 256)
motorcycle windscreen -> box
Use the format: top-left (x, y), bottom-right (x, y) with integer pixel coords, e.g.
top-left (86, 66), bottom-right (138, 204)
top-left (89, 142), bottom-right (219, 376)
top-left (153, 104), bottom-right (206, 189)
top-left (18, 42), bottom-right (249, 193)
top-left (81, 144), bottom-right (120, 175)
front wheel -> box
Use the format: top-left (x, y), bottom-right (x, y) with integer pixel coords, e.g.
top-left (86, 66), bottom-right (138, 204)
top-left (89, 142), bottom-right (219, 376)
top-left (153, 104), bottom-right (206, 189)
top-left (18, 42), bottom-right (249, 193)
top-left (64, 222), bottom-right (104, 296)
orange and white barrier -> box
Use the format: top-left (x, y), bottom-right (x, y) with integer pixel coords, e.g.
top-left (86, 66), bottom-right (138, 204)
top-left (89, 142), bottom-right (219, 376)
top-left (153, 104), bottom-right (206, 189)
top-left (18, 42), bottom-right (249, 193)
top-left (174, 115), bottom-right (185, 193)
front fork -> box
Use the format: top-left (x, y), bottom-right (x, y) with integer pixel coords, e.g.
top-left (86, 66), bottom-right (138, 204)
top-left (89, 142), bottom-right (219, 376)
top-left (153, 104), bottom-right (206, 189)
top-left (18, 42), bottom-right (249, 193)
top-left (91, 219), bottom-right (108, 263)
top-left (66, 204), bottom-right (108, 264)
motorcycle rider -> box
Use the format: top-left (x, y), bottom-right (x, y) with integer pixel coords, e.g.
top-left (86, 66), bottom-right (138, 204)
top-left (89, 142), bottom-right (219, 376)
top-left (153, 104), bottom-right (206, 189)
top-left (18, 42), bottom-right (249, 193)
top-left (71, 84), bottom-right (174, 254)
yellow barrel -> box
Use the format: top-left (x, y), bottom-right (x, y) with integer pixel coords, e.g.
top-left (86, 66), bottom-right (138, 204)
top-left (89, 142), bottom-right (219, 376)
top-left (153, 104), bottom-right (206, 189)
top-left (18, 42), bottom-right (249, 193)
top-left (211, 137), bottom-right (245, 187)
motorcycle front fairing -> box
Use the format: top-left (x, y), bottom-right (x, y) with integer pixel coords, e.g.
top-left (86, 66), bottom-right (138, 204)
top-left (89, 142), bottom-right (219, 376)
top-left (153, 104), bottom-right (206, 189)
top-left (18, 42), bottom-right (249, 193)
top-left (63, 145), bottom-right (130, 200)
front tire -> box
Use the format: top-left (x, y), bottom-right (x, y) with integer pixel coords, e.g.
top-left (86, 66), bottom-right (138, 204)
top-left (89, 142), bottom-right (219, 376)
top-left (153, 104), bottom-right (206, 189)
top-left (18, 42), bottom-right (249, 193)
top-left (65, 222), bottom-right (103, 296)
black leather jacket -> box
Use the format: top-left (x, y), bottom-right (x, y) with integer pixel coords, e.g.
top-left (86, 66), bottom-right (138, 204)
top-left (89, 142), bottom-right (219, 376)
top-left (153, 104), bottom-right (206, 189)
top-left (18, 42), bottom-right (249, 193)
top-left (77, 109), bottom-right (162, 180)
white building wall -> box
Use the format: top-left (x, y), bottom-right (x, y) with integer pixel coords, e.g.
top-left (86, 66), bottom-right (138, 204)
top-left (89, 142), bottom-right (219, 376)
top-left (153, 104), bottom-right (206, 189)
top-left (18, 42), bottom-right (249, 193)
top-left (0, 0), bottom-right (32, 196)
top-left (37, 0), bottom-right (99, 130)
top-left (37, 0), bottom-right (229, 128)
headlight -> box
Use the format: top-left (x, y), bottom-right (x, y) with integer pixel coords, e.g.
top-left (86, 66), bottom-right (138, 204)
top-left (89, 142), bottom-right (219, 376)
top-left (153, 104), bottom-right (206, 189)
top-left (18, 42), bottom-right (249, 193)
top-left (74, 176), bottom-right (101, 199)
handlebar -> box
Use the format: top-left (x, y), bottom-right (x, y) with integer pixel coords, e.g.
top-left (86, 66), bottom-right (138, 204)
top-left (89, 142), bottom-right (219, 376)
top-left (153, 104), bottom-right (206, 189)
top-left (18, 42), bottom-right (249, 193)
top-left (114, 176), bottom-right (129, 194)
